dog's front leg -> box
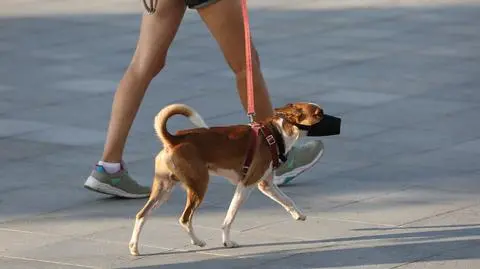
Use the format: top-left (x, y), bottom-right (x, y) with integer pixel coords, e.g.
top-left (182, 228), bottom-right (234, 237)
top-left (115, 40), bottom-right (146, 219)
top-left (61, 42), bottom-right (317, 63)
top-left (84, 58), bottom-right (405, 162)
top-left (258, 176), bottom-right (306, 221)
top-left (222, 183), bottom-right (253, 248)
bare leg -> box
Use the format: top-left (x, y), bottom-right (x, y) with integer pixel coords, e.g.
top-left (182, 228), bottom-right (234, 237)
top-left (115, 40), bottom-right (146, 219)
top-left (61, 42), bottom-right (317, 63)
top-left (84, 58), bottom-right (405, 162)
top-left (102, 0), bottom-right (186, 162)
top-left (258, 178), bottom-right (306, 221)
top-left (197, 0), bottom-right (273, 121)
top-left (222, 183), bottom-right (253, 248)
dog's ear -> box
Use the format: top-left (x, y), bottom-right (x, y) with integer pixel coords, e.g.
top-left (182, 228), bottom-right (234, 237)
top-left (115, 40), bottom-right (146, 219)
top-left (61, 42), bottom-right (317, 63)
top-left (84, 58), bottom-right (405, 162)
top-left (314, 107), bottom-right (323, 117)
top-left (278, 108), bottom-right (305, 124)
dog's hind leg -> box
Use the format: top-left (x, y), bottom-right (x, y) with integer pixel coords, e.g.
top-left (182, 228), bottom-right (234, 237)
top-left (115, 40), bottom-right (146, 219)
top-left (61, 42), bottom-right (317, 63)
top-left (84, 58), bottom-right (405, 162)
top-left (129, 157), bottom-right (176, 256)
top-left (258, 176), bottom-right (306, 221)
top-left (221, 183), bottom-right (253, 248)
top-left (179, 188), bottom-right (207, 247)
top-left (169, 147), bottom-right (209, 247)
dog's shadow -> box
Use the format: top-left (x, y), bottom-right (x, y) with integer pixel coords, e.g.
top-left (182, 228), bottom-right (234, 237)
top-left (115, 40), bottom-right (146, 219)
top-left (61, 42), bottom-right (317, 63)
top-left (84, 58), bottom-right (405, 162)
top-left (137, 223), bottom-right (480, 257)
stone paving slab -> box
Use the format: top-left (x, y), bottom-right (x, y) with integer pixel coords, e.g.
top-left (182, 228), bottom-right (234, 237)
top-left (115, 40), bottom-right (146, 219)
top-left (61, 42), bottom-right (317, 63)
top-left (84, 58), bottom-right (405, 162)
top-left (1, 0), bottom-right (480, 268)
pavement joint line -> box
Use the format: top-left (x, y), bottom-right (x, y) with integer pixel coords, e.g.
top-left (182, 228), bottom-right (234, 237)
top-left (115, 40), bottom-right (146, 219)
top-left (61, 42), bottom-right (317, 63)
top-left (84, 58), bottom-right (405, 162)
top-left (240, 219), bottom-right (291, 233)
top-left (398, 201), bottom-right (480, 228)
top-left (0, 254), bottom-right (98, 269)
top-left (307, 216), bottom-right (398, 228)
top-left (0, 227), bottom-right (235, 258)
top-left (388, 239), bottom-right (478, 269)
top-left (322, 185), bottom-right (416, 212)
top-left (245, 243), bottom-right (344, 269)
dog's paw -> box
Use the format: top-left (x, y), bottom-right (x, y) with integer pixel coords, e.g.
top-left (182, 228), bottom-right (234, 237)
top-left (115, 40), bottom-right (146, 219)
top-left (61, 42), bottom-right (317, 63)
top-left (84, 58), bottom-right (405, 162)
top-left (129, 242), bottom-right (140, 256)
top-left (223, 240), bottom-right (240, 248)
top-left (296, 214), bottom-right (307, 221)
top-left (192, 239), bottom-right (206, 247)
top-left (291, 211), bottom-right (307, 221)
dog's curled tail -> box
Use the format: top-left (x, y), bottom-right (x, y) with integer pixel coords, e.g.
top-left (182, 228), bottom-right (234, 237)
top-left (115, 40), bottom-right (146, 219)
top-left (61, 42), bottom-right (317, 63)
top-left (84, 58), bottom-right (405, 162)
top-left (154, 104), bottom-right (208, 146)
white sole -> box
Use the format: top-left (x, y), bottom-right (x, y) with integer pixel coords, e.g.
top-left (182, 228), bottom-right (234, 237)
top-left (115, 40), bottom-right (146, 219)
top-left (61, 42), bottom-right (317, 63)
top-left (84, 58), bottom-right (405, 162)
top-left (84, 176), bottom-right (149, 199)
top-left (274, 141), bottom-right (325, 185)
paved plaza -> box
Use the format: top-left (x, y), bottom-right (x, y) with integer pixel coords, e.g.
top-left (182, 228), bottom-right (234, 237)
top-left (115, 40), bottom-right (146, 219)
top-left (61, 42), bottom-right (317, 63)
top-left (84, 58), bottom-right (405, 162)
top-left (1, 0), bottom-right (479, 268)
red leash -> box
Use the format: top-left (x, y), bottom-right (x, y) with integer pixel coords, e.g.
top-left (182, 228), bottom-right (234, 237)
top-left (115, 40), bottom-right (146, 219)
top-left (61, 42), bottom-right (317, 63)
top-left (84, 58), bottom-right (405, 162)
top-left (241, 0), bottom-right (255, 122)
top-left (240, 0), bottom-right (284, 176)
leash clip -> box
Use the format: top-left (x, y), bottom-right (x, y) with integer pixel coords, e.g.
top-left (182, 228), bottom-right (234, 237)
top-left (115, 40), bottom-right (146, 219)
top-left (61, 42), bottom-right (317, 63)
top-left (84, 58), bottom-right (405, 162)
top-left (248, 113), bottom-right (255, 124)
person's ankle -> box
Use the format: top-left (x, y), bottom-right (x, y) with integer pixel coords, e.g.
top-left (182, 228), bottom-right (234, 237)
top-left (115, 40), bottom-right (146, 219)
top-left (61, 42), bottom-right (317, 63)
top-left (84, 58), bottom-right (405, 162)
top-left (97, 160), bottom-right (122, 174)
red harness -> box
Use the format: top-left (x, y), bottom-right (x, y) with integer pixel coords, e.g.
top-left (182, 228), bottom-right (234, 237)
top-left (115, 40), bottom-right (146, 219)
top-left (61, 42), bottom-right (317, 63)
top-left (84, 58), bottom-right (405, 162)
top-left (242, 123), bottom-right (282, 176)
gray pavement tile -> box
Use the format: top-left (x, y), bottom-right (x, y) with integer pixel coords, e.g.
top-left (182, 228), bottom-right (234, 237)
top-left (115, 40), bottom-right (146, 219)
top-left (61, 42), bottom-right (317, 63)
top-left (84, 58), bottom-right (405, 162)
top-left (0, 119), bottom-right (52, 138)
top-left (340, 97), bottom-right (475, 128)
top-left (0, 156), bottom-right (96, 191)
top-left (388, 148), bottom-right (480, 173)
top-left (333, 121), bottom-right (389, 140)
top-left (4, 96), bottom-right (113, 130)
top-left (3, 237), bottom-right (149, 269)
top-left (0, 184), bottom-right (92, 224)
top-left (283, 176), bottom-right (412, 213)
top-left (311, 186), bottom-right (480, 227)
top-left (263, 46), bottom-right (389, 74)
top-left (0, 198), bottom-right (160, 239)
top-left (0, 90), bottom-right (98, 117)
top-left (0, 84), bottom-right (12, 92)
top-left (30, 49), bottom-right (86, 61)
top-left (117, 251), bottom-right (240, 269)
top-left (331, 161), bottom-right (473, 188)
top-left (316, 90), bottom-right (404, 106)
top-left (299, 56), bottom-right (474, 96)
top-left (374, 207), bottom-right (480, 268)
top-left (314, 138), bottom-right (423, 164)
top-left (16, 126), bottom-right (106, 146)
top-left (403, 170), bottom-right (480, 194)
top-left (396, 244), bottom-right (480, 269)
top-left (246, 214), bottom-right (395, 244)
top-left (0, 228), bottom-right (70, 254)
top-left (0, 138), bottom-right (69, 163)
top-left (0, 100), bottom-right (18, 115)
top-left (409, 106), bottom-right (480, 143)
top-left (0, 257), bottom-right (89, 269)
top-left (417, 82), bottom-right (480, 104)
top-left (301, 157), bottom-right (375, 179)
top-left (52, 79), bottom-right (118, 94)
top-left (357, 127), bottom-right (472, 152)
top-left (452, 138), bottom-right (480, 154)
top-left (186, 219), bottom-right (395, 260)
top-left (253, 239), bottom-right (476, 269)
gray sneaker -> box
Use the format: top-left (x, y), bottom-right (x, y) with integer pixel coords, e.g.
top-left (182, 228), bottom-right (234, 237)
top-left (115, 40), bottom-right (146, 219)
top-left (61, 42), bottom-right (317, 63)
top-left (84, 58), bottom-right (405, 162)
top-left (274, 140), bottom-right (325, 186)
top-left (84, 164), bottom-right (150, 198)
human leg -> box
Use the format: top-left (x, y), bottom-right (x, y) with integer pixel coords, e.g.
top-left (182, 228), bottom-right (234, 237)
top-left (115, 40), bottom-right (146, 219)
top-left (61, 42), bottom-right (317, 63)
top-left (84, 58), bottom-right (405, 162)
top-left (196, 0), bottom-right (324, 185)
top-left (84, 0), bottom-right (187, 197)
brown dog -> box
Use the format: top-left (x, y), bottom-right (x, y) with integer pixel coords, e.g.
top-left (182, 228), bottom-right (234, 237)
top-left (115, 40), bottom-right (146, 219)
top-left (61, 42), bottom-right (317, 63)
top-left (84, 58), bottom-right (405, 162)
top-left (128, 102), bottom-right (324, 256)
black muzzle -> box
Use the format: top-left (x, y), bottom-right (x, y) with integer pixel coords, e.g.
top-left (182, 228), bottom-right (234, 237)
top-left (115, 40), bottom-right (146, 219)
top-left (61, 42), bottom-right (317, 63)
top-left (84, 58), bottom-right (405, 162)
top-left (293, 114), bottom-right (342, 137)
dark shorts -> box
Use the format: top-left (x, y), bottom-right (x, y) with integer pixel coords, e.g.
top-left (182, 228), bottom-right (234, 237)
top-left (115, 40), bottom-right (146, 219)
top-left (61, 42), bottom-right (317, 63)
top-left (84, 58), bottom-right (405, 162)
top-left (185, 0), bottom-right (221, 9)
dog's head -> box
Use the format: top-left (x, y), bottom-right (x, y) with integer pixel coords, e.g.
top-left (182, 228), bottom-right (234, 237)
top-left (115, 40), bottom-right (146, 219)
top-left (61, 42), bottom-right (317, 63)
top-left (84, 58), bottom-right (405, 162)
top-left (274, 102), bottom-right (324, 131)
top-left (274, 102), bottom-right (342, 138)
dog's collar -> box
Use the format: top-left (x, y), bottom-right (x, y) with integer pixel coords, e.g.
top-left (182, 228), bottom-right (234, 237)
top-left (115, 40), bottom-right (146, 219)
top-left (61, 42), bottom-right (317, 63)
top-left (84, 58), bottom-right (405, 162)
top-left (242, 122), bottom-right (287, 177)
